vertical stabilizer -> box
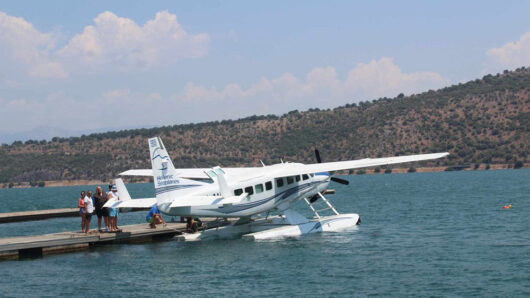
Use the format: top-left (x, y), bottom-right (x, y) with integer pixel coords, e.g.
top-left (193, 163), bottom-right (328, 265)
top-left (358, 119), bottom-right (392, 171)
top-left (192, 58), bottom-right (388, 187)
top-left (149, 137), bottom-right (179, 191)
top-left (148, 137), bottom-right (205, 203)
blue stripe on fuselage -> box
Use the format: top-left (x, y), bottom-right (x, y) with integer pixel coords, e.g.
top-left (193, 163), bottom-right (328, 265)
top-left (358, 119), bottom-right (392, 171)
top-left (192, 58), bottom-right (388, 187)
top-left (194, 180), bottom-right (325, 214)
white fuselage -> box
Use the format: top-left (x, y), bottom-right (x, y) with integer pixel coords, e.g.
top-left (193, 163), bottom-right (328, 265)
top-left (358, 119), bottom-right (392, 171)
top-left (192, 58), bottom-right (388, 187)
top-left (155, 164), bottom-right (331, 218)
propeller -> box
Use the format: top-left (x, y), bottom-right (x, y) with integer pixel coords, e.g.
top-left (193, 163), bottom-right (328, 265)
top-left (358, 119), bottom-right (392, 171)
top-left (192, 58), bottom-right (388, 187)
top-left (331, 177), bottom-right (349, 185)
top-left (314, 149), bottom-right (349, 185)
top-left (310, 148), bottom-right (349, 204)
top-left (315, 149), bottom-right (322, 163)
top-left (309, 194), bottom-right (319, 203)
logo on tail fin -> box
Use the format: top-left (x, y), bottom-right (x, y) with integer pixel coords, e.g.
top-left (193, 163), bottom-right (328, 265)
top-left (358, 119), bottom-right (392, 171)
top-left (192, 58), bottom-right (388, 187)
top-left (151, 147), bottom-right (170, 161)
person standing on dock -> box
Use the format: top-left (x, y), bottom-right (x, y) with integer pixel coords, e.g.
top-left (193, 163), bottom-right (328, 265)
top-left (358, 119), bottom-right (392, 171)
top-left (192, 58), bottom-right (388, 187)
top-left (105, 185), bottom-right (113, 231)
top-left (78, 191), bottom-right (86, 233)
top-left (84, 190), bottom-right (95, 233)
top-left (93, 186), bottom-right (108, 232)
top-left (107, 184), bottom-right (120, 232)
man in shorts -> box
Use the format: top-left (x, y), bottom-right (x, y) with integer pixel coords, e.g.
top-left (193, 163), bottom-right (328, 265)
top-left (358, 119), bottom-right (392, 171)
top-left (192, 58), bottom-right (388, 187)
top-left (93, 186), bottom-right (108, 232)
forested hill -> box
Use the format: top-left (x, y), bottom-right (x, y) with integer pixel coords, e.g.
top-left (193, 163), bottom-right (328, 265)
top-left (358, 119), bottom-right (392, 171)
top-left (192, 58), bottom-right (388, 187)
top-left (1, 67), bottom-right (529, 184)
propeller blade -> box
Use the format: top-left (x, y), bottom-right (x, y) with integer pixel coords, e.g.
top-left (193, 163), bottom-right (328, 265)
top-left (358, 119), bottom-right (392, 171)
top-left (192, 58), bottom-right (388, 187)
top-left (331, 177), bottom-right (349, 185)
top-left (315, 149), bottom-right (322, 163)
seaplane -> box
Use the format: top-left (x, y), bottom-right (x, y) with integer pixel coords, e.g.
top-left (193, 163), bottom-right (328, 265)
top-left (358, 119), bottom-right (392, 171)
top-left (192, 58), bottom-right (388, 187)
top-left (105, 137), bottom-right (448, 241)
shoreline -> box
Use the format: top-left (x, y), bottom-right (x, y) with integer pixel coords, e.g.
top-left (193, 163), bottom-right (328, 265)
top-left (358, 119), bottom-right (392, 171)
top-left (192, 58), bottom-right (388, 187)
top-left (1, 163), bottom-right (527, 189)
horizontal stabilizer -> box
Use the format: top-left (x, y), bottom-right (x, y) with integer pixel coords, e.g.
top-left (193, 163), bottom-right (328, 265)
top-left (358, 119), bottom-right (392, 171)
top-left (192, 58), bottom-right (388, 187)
top-left (115, 178), bottom-right (131, 202)
top-left (104, 198), bottom-right (157, 209)
top-left (120, 169), bottom-right (153, 176)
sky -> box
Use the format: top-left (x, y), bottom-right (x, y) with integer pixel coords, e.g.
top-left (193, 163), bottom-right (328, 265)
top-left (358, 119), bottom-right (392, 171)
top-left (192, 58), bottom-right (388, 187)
top-left (1, 1), bottom-right (529, 142)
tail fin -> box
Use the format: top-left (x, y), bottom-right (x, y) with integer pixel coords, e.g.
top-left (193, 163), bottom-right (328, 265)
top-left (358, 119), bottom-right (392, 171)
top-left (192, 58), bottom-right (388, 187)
top-left (149, 137), bottom-right (205, 199)
top-left (149, 137), bottom-right (179, 191)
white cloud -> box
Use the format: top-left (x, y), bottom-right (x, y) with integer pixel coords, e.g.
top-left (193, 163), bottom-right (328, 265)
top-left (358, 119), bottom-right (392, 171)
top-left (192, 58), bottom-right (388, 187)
top-left (176, 57), bottom-right (448, 110)
top-left (485, 32), bottom-right (530, 72)
top-left (59, 11), bottom-right (209, 71)
top-left (0, 58), bottom-right (448, 137)
top-left (345, 57), bottom-right (447, 99)
top-left (0, 10), bottom-right (210, 78)
top-left (28, 62), bottom-right (68, 79)
top-left (0, 11), bottom-right (61, 78)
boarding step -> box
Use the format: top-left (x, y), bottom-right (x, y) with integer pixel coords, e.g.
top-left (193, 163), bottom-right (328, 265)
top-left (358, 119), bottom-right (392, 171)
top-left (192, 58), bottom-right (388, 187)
top-left (304, 192), bottom-right (339, 219)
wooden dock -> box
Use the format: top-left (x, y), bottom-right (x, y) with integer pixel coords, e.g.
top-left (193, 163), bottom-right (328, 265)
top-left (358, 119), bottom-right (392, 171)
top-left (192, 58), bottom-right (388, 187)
top-left (0, 208), bottom-right (147, 223)
top-left (0, 218), bottom-right (230, 261)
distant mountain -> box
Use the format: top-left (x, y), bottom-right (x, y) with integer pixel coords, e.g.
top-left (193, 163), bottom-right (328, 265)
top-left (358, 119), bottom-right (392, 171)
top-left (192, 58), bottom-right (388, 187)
top-left (0, 67), bottom-right (528, 183)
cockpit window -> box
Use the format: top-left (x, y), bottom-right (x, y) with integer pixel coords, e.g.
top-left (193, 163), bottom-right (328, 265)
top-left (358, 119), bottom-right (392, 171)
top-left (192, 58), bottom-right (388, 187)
top-left (234, 189), bottom-right (243, 196)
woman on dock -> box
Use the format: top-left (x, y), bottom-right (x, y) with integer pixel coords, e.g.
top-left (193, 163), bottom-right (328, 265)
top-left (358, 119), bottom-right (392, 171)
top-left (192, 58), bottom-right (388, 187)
top-left (83, 190), bottom-right (95, 233)
top-left (78, 191), bottom-right (86, 233)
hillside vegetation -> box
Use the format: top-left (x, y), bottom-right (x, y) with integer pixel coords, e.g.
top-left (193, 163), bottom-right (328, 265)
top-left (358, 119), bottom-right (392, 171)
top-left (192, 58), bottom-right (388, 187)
top-left (1, 67), bottom-right (529, 184)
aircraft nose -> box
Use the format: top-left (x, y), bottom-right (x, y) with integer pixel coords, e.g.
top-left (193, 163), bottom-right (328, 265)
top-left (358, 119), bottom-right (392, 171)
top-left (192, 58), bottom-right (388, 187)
top-left (314, 172), bottom-right (331, 182)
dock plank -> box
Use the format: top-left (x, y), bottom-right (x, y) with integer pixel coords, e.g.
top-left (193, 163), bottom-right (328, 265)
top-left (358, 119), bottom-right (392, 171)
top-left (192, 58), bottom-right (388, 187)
top-left (0, 208), bottom-right (147, 223)
top-left (0, 218), bottom-right (230, 260)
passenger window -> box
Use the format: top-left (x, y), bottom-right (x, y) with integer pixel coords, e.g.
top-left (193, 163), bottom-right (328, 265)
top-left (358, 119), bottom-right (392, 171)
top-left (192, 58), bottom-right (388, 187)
top-left (276, 178), bottom-right (284, 187)
top-left (287, 176), bottom-right (294, 184)
top-left (244, 186), bottom-right (254, 195)
top-left (302, 174), bottom-right (309, 180)
top-left (255, 184), bottom-right (264, 193)
top-left (265, 181), bottom-right (272, 190)
top-left (234, 189), bottom-right (243, 196)
top-left (295, 175), bottom-right (301, 182)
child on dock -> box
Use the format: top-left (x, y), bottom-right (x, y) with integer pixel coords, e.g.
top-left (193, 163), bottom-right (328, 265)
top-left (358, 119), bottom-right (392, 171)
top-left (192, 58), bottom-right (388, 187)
top-left (78, 191), bottom-right (86, 233)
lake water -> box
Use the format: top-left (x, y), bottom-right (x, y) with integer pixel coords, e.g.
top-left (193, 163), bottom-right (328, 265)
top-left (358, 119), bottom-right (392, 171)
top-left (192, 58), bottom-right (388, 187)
top-left (0, 170), bottom-right (529, 297)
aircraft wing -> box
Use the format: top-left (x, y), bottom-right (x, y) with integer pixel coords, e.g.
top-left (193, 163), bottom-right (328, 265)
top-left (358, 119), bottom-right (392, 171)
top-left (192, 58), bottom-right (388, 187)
top-left (120, 167), bottom-right (260, 179)
top-left (104, 198), bottom-right (157, 208)
top-left (279, 152), bottom-right (449, 177)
